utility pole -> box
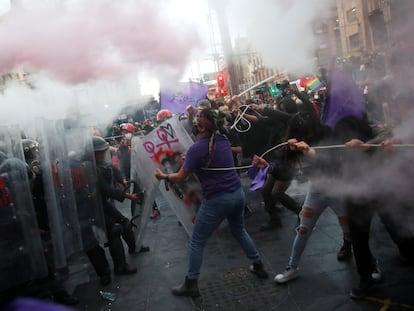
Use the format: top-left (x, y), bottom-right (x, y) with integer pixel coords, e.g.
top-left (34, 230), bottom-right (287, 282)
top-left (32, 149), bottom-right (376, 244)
top-left (208, 0), bottom-right (239, 96)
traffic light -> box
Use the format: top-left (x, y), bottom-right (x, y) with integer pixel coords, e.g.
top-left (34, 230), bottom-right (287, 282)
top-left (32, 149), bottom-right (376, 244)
top-left (217, 73), bottom-right (225, 87)
top-left (270, 83), bottom-right (278, 95)
top-left (216, 73), bottom-right (227, 97)
top-left (218, 87), bottom-right (227, 96)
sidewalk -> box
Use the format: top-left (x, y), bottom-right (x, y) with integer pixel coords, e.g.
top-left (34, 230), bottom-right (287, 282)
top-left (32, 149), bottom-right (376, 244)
top-left (72, 180), bottom-right (414, 311)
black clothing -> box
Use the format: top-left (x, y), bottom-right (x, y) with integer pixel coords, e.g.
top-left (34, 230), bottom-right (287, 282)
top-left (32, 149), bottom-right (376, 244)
top-left (117, 143), bottom-right (131, 179)
top-left (96, 163), bottom-right (136, 267)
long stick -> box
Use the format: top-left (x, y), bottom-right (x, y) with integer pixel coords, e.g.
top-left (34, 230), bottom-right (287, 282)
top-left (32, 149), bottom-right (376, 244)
top-left (237, 72), bottom-right (286, 97)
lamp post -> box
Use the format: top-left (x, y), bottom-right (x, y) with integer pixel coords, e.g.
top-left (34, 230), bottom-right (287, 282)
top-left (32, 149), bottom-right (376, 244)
top-left (208, 0), bottom-right (239, 97)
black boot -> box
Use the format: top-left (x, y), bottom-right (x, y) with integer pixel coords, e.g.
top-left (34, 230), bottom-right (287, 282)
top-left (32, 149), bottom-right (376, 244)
top-left (260, 211), bottom-right (282, 231)
top-left (114, 263), bottom-right (137, 275)
top-left (171, 276), bottom-right (200, 297)
top-left (86, 245), bottom-right (112, 285)
top-left (337, 239), bottom-right (352, 261)
top-left (109, 236), bottom-right (137, 275)
top-left (52, 290), bottom-right (79, 306)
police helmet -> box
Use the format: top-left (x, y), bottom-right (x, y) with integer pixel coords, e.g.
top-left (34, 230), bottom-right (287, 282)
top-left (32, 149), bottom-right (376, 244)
top-left (92, 136), bottom-right (109, 152)
top-left (21, 139), bottom-right (40, 161)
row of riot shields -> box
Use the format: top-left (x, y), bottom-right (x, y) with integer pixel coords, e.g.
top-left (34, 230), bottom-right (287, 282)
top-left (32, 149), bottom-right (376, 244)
top-left (0, 120), bottom-right (106, 294)
top-left (0, 125), bottom-right (48, 292)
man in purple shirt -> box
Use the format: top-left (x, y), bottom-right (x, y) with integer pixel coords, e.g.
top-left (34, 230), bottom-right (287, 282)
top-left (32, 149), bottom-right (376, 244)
top-left (155, 108), bottom-right (268, 298)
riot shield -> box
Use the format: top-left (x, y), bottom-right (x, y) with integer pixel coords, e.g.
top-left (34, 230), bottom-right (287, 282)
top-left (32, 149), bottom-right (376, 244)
top-left (42, 120), bottom-right (83, 257)
top-left (128, 178), bottom-right (160, 251)
top-left (64, 126), bottom-right (107, 251)
top-left (130, 115), bottom-right (202, 237)
top-left (24, 119), bottom-right (85, 271)
top-left (0, 158), bottom-right (48, 292)
top-left (0, 125), bottom-right (24, 160)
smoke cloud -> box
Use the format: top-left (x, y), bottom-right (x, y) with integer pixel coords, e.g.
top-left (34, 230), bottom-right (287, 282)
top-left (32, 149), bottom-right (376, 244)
top-left (0, 0), bottom-right (207, 125)
top-left (225, 0), bottom-right (332, 75)
top-left (0, 0), bottom-right (202, 83)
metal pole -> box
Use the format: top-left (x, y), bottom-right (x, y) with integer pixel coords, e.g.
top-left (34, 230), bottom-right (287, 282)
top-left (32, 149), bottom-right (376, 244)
top-left (209, 0), bottom-right (239, 96)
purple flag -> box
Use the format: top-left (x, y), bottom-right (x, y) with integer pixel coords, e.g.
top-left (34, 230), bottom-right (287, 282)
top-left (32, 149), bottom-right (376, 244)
top-left (160, 82), bottom-right (209, 114)
top-left (321, 68), bottom-right (366, 128)
top-left (249, 165), bottom-right (270, 191)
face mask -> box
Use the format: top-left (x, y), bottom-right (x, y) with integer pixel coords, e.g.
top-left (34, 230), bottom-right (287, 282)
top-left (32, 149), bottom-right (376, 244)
top-left (125, 133), bottom-right (132, 140)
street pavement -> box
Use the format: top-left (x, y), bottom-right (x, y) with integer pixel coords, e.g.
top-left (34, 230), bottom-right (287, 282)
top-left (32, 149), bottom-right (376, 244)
top-left (71, 177), bottom-right (414, 311)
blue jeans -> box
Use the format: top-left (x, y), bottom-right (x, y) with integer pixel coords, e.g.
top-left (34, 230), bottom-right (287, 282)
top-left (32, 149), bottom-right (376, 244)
top-left (288, 183), bottom-right (345, 268)
top-left (188, 186), bottom-right (261, 279)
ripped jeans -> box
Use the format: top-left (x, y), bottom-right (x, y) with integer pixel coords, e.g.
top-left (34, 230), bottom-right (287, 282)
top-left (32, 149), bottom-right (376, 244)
top-left (287, 183), bottom-right (348, 269)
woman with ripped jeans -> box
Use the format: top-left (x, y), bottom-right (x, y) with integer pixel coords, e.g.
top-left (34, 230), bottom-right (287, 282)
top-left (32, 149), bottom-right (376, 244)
top-left (252, 111), bottom-right (355, 283)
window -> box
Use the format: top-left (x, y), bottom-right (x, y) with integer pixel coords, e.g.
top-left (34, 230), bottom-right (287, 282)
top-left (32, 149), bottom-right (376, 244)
top-left (349, 33), bottom-right (361, 50)
top-left (347, 8), bottom-right (358, 23)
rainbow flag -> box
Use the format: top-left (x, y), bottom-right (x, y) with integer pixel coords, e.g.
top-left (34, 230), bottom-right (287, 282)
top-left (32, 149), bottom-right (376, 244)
top-left (306, 77), bottom-right (323, 91)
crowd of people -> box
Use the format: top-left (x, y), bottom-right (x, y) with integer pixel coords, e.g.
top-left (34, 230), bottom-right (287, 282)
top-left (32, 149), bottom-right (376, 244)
top-left (1, 46), bottom-right (413, 310)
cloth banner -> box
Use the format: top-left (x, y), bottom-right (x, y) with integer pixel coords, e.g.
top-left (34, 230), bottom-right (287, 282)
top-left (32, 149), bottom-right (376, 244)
top-left (321, 68), bottom-right (366, 128)
top-left (160, 82), bottom-right (208, 114)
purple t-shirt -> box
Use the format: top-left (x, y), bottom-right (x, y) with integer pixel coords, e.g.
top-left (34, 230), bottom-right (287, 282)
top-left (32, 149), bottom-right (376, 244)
top-left (183, 134), bottom-right (241, 199)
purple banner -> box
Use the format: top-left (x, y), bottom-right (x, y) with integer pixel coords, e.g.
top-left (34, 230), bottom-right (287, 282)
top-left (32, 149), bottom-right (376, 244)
top-left (160, 81), bottom-right (208, 114)
top-left (321, 68), bottom-right (366, 128)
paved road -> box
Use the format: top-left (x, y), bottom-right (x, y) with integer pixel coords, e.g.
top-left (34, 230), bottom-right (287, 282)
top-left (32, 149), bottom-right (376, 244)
top-left (71, 178), bottom-right (414, 311)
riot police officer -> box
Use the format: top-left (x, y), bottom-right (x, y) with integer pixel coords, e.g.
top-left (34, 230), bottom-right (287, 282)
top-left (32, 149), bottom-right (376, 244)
top-left (22, 139), bottom-right (79, 306)
top-left (93, 136), bottom-right (138, 275)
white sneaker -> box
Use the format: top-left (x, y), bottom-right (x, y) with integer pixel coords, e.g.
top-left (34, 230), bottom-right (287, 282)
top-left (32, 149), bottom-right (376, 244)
top-left (274, 266), bottom-right (299, 284)
top-left (371, 261), bottom-right (382, 282)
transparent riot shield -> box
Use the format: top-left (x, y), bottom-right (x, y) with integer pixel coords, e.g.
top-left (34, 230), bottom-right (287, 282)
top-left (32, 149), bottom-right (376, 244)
top-left (0, 157), bottom-right (48, 292)
top-left (41, 119), bottom-right (83, 257)
top-left (22, 119), bottom-right (81, 272)
top-left (131, 115), bottom-right (202, 237)
top-left (128, 178), bottom-right (159, 251)
top-left (0, 125), bottom-right (24, 160)
top-left (64, 126), bottom-right (107, 252)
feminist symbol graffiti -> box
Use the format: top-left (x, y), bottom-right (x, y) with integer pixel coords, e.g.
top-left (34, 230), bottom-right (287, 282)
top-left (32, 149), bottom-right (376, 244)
top-left (143, 123), bottom-right (179, 159)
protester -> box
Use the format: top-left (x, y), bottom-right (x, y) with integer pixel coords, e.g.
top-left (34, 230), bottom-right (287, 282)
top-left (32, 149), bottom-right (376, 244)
top-left (117, 122), bottom-right (135, 179)
top-left (230, 95), bottom-right (302, 229)
top-left (154, 108), bottom-right (268, 298)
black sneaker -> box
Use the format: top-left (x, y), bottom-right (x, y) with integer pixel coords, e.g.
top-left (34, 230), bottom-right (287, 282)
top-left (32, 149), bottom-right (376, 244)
top-left (349, 277), bottom-right (375, 300)
top-left (100, 274), bottom-right (112, 286)
top-left (249, 262), bottom-right (269, 279)
top-left (337, 240), bottom-right (352, 261)
top-left (52, 290), bottom-right (80, 306)
top-left (114, 264), bottom-right (137, 275)
top-left (259, 219), bottom-right (282, 231)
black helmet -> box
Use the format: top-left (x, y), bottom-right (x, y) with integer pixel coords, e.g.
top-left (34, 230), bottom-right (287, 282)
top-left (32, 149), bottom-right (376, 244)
top-left (92, 136), bottom-right (109, 152)
top-left (21, 139), bottom-right (40, 161)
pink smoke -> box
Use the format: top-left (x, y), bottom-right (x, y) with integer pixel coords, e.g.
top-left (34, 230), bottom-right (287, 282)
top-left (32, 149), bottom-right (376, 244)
top-left (0, 1), bottom-right (201, 84)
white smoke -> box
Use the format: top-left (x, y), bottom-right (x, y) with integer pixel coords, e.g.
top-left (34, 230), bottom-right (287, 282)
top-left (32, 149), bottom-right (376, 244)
top-left (225, 0), bottom-right (332, 75)
top-left (0, 0), bottom-right (207, 125)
